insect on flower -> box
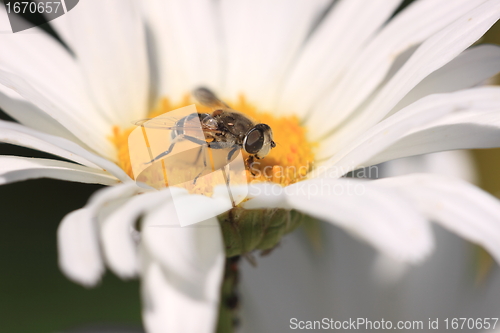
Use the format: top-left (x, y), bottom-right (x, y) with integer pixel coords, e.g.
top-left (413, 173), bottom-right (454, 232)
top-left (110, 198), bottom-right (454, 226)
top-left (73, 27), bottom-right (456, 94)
top-left (134, 87), bottom-right (277, 178)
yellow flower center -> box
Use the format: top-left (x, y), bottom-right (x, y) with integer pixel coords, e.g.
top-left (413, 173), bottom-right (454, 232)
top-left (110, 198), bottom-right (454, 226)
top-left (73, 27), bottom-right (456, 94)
top-left (110, 95), bottom-right (316, 187)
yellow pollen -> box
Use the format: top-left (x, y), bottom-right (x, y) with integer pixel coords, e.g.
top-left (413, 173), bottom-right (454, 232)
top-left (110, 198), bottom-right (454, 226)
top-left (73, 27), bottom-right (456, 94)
top-left (110, 95), bottom-right (316, 188)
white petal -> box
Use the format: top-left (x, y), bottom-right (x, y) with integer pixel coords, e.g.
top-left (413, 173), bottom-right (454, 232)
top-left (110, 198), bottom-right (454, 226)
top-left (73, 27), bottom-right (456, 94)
top-left (375, 174), bottom-right (500, 264)
top-left (284, 177), bottom-right (434, 263)
top-left (0, 120), bottom-right (132, 182)
top-left (276, 0), bottom-right (401, 116)
top-left (0, 6), bottom-right (113, 157)
top-left (221, 0), bottom-right (330, 109)
top-left (0, 123), bottom-right (96, 167)
top-left (52, 0), bottom-right (150, 126)
top-left (243, 183), bottom-right (290, 209)
top-left (86, 182), bottom-right (144, 208)
top-left (318, 89), bottom-right (479, 174)
top-left (0, 67), bottom-right (114, 158)
top-left (141, 259), bottom-right (223, 333)
top-left (323, 0), bottom-right (500, 147)
top-left (381, 150), bottom-right (478, 185)
top-left (363, 88), bottom-right (500, 167)
top-left (140, 197), bottom-right (224, 333)
top-left (389, 44), bottom-right (500, 115)
top-left (0, 156), bottom-right (119, 185)
top-left (141, 199), bottom-right (224, 294)
top-left (0, 86), bottom-right (84, 143)
top-left (57, 183), bottom-right (143, 286)
top-left (141, 0), bottom-right (223, 100)
top-left (100, 191), bottom-right (171, 279)
top-left (308, 0), bottom-right (492, 140)
top-left (318, 87), bottom-right (500, 172)
top-left (57, 208), bottom-right (104, 287)
top-left (0, 3), bottom-right (10, 32)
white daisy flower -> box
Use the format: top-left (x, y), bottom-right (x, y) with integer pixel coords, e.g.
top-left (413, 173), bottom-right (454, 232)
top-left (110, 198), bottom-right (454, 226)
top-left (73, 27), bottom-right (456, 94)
top-left (1, 0), bottom-right (500, 332)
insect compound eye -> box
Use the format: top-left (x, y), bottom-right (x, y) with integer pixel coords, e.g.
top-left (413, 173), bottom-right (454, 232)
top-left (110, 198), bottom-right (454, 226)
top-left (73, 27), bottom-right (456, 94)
top-left (243, 128), bottom-right (265, 154)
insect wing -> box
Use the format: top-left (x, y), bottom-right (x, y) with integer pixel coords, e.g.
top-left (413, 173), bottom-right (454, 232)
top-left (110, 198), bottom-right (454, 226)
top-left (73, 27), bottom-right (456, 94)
top-left (129, 106), bottom-right (208, 181)
top-left (134, 116), bottom-right (221, 135)
top-left (193, 87), bottom-right (229, 109)
top-left (133, 116), bottom-right (182, 129)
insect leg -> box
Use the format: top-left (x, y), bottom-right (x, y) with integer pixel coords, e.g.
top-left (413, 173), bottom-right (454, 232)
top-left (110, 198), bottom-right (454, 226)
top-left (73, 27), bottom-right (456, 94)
top-left (193, 145), bottom-right (209, 185)
top-left (145, 135), bottom-right (182, 164)
top-left (246, 155), bottom-right (256, 176)
top-left (194, 144), bottom-right (204, 165)
top-left (181, 135), bottom-right (212, 185)
top-left (220, 146), bottom-right (240, 208)
top-left (227, 146), bottom-right (239, 161)
top-left (224, 146), bottom-right (240, 185)
top-left (180, 135), bottom-right (207, 146)
top-left (146, 134), bottom-right (207, 164)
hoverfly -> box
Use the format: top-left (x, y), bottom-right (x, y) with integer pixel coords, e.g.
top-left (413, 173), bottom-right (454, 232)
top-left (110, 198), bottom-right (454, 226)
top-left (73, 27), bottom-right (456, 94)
top-left (134, 87), bottom-right (276, 179)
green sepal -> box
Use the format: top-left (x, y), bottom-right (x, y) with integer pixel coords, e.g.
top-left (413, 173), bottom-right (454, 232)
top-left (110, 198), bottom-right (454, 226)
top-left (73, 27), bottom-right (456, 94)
top-left (217, 208), bottom-right (313, 257)
top-left (216, 208), bottom-right (314, 333)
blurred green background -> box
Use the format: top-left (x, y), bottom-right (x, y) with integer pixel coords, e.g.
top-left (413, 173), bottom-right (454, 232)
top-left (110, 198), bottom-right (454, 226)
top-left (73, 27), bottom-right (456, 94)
top-left (0, 151), bottom-right (143, 332)
top-left (0, 3), bottom-right (499, 333)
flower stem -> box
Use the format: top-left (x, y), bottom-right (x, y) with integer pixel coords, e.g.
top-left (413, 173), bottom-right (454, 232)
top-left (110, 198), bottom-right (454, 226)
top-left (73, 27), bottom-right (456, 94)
top-left (215, 208), bottom-right (316, 332)
top-left (216, 256), bottom-right (241, 333)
